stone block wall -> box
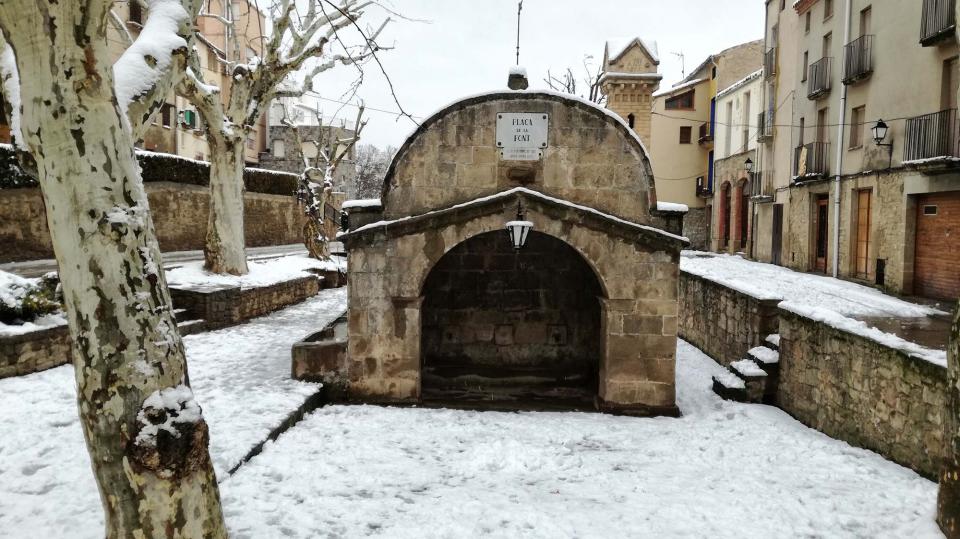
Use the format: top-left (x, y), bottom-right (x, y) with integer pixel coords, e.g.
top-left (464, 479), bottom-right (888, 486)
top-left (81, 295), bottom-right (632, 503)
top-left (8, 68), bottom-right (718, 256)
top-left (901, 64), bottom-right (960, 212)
top-left (681, 207), bottom-right (708, 250)
top-left (421, 231), bottom-right (602, 379)
top-left (170, 275), bottom-right (321, 329)
top-left (778, 307), bottom-right (949, 478)
top-left (0, 325), bottom-right (71, 379)
top-left (0, 182), bottom-right (305, 263)
top-left (678, 270), bottom-right (780, 366)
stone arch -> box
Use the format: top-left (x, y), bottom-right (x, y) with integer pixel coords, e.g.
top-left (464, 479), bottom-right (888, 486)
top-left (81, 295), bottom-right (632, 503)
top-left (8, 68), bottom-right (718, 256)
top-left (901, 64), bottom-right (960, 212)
top-left (419, 230), bottom-right (604, 405)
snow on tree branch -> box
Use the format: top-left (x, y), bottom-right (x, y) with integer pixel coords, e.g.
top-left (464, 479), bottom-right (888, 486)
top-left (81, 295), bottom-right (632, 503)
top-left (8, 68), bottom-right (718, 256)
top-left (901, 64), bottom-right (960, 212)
top-left (114, 0), bottom-right (201, 137)
top-left (0, 39), bottom-right (23, 149)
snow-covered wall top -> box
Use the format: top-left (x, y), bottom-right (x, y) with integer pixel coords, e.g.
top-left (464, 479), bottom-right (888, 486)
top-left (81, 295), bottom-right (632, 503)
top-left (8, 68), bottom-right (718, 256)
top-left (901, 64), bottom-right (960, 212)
top-left (380, 90), bottom-right (658, 227)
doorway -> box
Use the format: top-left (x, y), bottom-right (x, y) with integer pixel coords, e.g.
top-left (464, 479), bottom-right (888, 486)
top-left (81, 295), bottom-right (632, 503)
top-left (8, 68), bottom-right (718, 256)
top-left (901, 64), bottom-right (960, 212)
top-left (814, 195), bottom-right (830, 273)
top-left (855, 189), bottom-right (872, 279)
top-left (772, 203), bottom-right (784, 265)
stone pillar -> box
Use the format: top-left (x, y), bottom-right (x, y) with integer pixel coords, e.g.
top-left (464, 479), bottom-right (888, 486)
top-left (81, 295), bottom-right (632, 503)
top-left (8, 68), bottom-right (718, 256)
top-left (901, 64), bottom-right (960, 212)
top-left (938, 299), bottom-right (960, 537)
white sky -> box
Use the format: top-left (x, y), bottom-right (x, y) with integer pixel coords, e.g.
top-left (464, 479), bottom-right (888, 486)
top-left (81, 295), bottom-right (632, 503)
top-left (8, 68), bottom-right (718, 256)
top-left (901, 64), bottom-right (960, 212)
top-left (306, 0), bottom-right (765, 149)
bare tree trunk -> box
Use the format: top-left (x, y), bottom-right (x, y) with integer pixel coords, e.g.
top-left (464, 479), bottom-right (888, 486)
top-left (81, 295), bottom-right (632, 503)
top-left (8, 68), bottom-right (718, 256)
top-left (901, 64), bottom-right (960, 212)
top-left (204, 134), bottom-right (249, 275)
top-left (939, 301), bottom-right (960, 536)
top-left (0, 3), bottom-right (226, 537)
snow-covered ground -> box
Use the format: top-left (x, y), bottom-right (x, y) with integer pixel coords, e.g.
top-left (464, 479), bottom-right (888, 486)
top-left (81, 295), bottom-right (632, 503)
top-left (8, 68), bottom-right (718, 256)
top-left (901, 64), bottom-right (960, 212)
top-left (0, 288), bottom-right (346, 537)
top-left (166, 254), bottom-right (345, 290)
top-left (218, 340), bottom-right (940, 539)
top-left (680, 252), bottom-right (943, 319)
top-left (0, 270), bottom-right (66, 336)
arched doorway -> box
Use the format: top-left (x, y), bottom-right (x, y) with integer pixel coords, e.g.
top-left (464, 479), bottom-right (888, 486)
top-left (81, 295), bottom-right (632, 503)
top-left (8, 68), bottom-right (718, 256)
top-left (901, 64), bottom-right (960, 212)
top-left (420, 230), bottom-right (603, 409)
top-left (720, 182), bottom-right (732, 249)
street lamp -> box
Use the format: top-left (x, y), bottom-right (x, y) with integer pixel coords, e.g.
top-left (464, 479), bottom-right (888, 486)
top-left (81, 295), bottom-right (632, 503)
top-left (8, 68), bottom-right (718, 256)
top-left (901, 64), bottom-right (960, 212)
top-left (505, 199), bottom-right (533, 250)
top-left (744, 157), bottom-right (754, 173)
top-left (872, 119), bottom-right (893, 169)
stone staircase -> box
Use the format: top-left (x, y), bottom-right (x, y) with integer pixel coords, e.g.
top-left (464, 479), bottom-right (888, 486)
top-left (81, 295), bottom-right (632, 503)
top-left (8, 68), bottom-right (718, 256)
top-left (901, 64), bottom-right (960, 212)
top-left (711, 334), bottom-right (781, 404)
top-left (172, 308), bottom-right (207, 336)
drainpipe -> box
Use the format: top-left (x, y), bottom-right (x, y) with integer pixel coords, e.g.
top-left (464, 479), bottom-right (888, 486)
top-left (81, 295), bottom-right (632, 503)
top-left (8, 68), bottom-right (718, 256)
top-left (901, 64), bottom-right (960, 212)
top-left (830, 0), bottom-right (853, 278)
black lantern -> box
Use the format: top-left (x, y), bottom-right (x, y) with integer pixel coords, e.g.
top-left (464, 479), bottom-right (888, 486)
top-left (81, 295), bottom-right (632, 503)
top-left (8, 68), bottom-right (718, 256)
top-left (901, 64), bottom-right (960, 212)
top-left (744, 157), bottom-right (754, 173)
top-left (871, 119), bottom-right (889, 145)
top-left (505, 199), bottom-right (533, 250)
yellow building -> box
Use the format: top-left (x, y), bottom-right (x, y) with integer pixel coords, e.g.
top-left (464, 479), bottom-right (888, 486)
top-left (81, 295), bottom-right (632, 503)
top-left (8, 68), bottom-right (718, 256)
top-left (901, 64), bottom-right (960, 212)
top-left (648, 40), bottom-right (764, 248)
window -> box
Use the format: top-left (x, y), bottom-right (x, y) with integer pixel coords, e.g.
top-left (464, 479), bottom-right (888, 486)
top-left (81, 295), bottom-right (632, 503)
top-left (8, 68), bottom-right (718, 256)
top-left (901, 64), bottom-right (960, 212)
top-left (849, 106), bottom-right (865, 148)
top-left (129, 1), bottom-right (143, 25)
top-left (679, 126), bottom-right (692, 144)
top-left (802, 51), bottom-right (809, 81)
top-left (799, 117), bottom-right (806, 145)
top-left (822, 32), bottom-right (832, 58)
top-left (665, 90), bottom-right (695, 110)
top-left (712, 66), bottom-right (718, 79)
top-left (724, 101), bottom-right (733, 156)
top-left (742, 91), bottom-right (751, 151)
top-left (780, 0), bottom-right (785, 11)
top-left (627, 113), bottom-right (636, 129)
top-left (824, 0), bottom-right (833, 20)
top-left (161, 103), bottom-right (174, 128)
top-left (805, 12), bottom-right (811, 33)
top-left (181, 109), bottom-right (196, 129)
top-left (817, 107), bottom-right (829, 143)
top-left (860, 6), bottom-right (872, 37)
top-left (272, 139), bottom-right (285, 158)
top-left (942, 57), bottom-right (959, 110)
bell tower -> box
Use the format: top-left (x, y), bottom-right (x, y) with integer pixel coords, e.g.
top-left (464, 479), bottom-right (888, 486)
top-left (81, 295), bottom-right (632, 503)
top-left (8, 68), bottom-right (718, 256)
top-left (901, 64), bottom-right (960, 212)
top-left (600, 38), bottom-right (663, 146)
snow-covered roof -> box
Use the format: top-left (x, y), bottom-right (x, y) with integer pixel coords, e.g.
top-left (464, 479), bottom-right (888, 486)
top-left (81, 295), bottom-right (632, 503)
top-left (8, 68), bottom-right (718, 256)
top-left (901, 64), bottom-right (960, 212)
top-left (605, 37), bottom-right (660, 65)
top-left (340, 186), bottom-right (688, 245)
top-left (716, 69), bottom-right (763, 99)
top-left (509, 65), bottom-right (528, 77)
top-left (652, 78), bottom-right (706, 98)
top-left (598, 72), bottom-right (664, 85)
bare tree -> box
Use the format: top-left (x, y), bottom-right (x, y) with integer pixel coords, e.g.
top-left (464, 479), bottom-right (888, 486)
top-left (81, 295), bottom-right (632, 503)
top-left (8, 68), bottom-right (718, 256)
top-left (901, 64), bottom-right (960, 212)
top-left (0, 1), bottom-right (226, 536)
top-left (288, 104), bottom-right (367, 259)
top-left (544, 54), bottom-right (606, 105)
top-left (353, 143), bottom-right (394, 198)
top-left (179, 0), bottom-right (389, 275)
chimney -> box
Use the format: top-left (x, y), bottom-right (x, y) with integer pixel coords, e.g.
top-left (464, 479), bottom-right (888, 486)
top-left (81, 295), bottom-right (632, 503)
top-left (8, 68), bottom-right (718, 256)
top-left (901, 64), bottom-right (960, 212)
top-left (507, 66), bottom-right (529, 90)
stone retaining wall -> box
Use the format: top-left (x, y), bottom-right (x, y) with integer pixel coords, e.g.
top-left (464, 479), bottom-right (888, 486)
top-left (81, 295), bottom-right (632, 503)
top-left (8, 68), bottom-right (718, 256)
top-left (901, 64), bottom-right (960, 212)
top-left (0, 325), bottom-right (71, 379)
top-left (678, 269), bottom-right (780, 366)
top-left (170, 275), bottom-right (322, 329)
top-left (777, 307), bottom-right (949, 479)
top-left (0, 182), bottom-right (305, 263)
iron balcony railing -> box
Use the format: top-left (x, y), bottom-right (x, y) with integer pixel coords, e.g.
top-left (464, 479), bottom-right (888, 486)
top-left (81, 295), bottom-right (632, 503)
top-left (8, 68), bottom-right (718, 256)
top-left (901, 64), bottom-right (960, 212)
top-left (794, 142), bottom-right (831, 177)
top-left (904, 108), bottom-right (960, 161)
top-left (921, 0), bottom-right (957, 46)
top-left (843, 35), bottom-right (874, 85)
top-left (757, 111), bottom-right (774, 141)
top-left (764, 47), bottom-right (777, 79)
top-left (698, 122), bottom-right (713, 145)
top-left (807, 57), bottom-right (832, 99)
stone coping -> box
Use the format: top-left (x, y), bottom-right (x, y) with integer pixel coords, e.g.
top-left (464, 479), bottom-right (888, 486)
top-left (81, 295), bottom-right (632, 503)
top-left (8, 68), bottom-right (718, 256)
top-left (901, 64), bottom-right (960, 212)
top-left (341, 188), bottom-right (688, 253)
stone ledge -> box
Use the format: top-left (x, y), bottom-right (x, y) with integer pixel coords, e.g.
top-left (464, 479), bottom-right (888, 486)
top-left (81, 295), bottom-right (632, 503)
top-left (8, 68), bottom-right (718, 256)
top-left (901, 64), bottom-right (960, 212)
top-left (0, 324), bottom-right (71, 379)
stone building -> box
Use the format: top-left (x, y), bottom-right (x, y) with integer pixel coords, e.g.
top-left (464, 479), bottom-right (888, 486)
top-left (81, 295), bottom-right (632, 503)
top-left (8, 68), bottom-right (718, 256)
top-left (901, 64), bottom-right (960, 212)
top-left (258, 123), bottom-right (357, 197)
top-left (332, 82), bottom-right (688, 415)
top-left (709, 69), bottom-right (763, 253)
top-left (649, 40), bottom-right (765, 249)
top-left (599, 38), bottom-right (663, 146)
top-left (758, 0), bottom-right (960, 300)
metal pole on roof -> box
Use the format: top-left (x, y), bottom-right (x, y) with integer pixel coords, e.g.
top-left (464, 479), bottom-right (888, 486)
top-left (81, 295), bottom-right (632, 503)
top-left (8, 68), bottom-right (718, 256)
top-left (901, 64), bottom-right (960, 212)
top-left (516, 1), bottom-right (523, 65)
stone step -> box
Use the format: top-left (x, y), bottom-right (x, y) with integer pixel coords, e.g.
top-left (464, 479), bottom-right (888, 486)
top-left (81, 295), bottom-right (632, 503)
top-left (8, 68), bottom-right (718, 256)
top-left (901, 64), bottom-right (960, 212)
top-left (747, 346), bottom-right (781, 404)
top-left (764, 333), bottom-right (780, 352)
top-left (729, 359), bottom-right (767, 403)
top-left (712, 371), bottom-right (748, 402)
top-left (176, 318), bottom-right (208, 336)
top-left (748, 346), bottom-right (780, 366)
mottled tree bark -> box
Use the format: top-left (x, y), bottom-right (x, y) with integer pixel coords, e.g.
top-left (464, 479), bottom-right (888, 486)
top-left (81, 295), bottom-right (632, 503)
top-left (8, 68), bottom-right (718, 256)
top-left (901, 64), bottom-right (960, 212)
top-left (939, 301), bottom-right (960, 536)
top-left (204, 131), bottom-right (249, 275)
top-left (0, 2), bottom-right (226, 537)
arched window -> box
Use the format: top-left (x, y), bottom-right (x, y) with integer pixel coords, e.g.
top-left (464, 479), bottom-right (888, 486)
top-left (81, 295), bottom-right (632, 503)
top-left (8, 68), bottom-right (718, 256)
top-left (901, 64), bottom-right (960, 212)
top-left (627, 113), bottom-right (636, 129)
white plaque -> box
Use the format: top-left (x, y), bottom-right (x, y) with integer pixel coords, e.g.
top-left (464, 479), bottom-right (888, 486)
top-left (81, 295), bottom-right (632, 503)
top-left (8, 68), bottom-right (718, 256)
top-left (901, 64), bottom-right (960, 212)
top-left (496, 113), bottom-right (548, 161)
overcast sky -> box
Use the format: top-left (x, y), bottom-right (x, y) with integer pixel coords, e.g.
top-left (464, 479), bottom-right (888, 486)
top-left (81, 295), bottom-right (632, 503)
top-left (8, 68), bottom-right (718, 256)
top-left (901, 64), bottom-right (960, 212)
top-left (306, 0), bottom-right (765, 148)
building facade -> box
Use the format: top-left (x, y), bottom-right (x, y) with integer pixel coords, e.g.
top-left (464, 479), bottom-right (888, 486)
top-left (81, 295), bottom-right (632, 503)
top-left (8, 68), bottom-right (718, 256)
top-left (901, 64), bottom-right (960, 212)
top-left (757, 0), bottom-right (960, 301)
top-left (599, 38), bottom-right (663, 146)
top-left (710, 70), bottom-right (763, 254)
top-left (649, 40), bottom-right (764, 249)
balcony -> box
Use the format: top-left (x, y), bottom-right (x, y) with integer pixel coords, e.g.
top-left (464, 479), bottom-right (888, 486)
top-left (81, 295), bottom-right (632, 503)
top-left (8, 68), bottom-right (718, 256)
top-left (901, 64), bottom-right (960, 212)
top-left (757, 111), bottom-right (774, 142)
top-left (696, 176), bottom-right (712, 197)
top-left (842, 35), bottom-right (873, 85)
top-left (698, 123), bottom-right (713, 146)
top-left (903, 109), bottom-right (960, 172)
top-left (764, 47), bottom-right (777, 79)
top-left (921, 0), bottom-right (956, 46)
top-left (807, 57), bottom-right (832, 99)
top-left (793, 142), bottom-right (831, 178)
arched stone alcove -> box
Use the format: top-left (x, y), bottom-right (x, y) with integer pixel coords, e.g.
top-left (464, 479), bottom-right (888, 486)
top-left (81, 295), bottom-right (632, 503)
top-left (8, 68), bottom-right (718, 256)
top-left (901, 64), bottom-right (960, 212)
top-left (420, 230), bottom-right (603, 407)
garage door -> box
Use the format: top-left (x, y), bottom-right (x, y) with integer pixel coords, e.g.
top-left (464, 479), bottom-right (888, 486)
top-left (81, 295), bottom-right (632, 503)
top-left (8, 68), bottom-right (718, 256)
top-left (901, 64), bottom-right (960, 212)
top-left (914, 191), bottom-right (960, 300)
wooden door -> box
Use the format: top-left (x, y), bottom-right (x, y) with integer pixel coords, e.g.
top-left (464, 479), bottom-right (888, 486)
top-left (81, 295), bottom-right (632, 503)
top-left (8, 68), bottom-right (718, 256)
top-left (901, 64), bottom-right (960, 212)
top-left (855, 190), bottom-right (872, 278)
top-left (772, 204), bottom-right (784, 265)
top-left (914, 191), bottom-right (960, 299)
top-left (814, 196), bottom-right (829, 273)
